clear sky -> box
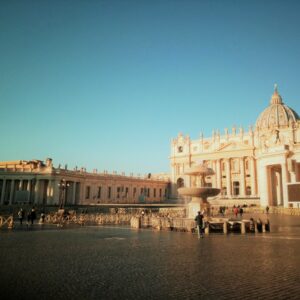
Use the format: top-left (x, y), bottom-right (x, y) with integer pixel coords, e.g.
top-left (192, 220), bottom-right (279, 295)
top-left (1, 0), bottom-right (300, 174)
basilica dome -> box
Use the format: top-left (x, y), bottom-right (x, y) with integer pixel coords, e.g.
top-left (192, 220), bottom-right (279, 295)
top-left (255, 86), bottom-right (299, 130)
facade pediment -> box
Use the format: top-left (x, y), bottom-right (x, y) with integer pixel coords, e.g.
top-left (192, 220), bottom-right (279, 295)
top-left (216, 141), bottom-right (251, 152)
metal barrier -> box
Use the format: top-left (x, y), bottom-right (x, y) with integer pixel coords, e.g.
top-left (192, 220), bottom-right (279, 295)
top-left (0, 216), bottom-right (14, 229)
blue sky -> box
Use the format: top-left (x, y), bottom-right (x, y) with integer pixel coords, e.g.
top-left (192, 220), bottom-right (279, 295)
top-left (1, 0), bottom-right (300, 174)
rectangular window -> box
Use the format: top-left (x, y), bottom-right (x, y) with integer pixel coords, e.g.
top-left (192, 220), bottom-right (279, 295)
top-left (154, 189), bottom-right (156, 197)
top-left (85, 186), bottom-right (90, 199)
top-left (108, 187), bottom-right (111, 199)
top-left (117, 187), bottom-right (120, 198)
top-left (133, 187), bottom-right (136, 197)
top-left (125, 187), bottom-right (129, 198)
top-left (159, 189), bottom-right (162, 197)
top-left (97, 187), bottom-right (101, 199)
top-left (147, 188), bottom-right (150, 197)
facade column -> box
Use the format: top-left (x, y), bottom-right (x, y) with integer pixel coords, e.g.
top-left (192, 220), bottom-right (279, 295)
top-left (226, 159), bottom-right (232, 197)
top-left (19, 180), bottom-right (23, 190)
top-left (216, 159), bottom-right (222, 189)
top-left (9, 180), bottom-right (15, 205)
top-left (72, 181), bottom-right (77, 205)
top-left (295, 162), bottom-right (299, 182)
top-left (259, 166), bottom-right (269, 207)
top-left (212, 160), bottom-right (217, 188)
top-left (250, 157), bottom-right (257, 196)
top-left (240, 157), bottom-right (246, 197)
top-left (1, 179), bottom-right (6, 205)
top-left (281, 163), bottom-right (289, 208)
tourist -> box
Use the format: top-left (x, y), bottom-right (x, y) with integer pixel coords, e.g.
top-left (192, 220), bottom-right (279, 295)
top-left (249, 218), bottom-right (255, 232)
top-left (257, 218), bottom-right (262, 232)
top-left (239, 207), bottom-right (244, 218)
top-left (234, 206), bottom-right (239, 218)
top-left (26, 210), bottom-right (31, 227)
top-left (40, 211), bottom-right (46, 223)
top-left (265, 219), bottom-right (270, 231)
top-left (266, 206), bottom-right (270, 214)
top-left (195, 211), bottom-right (204, 238)
top-left (18, 208), bottom-right (24, 225)
top-left (30, 207), bottom-right (36, 225)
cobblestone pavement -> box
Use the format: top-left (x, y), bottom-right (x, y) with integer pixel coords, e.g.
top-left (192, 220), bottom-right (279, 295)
top-left (0, 213), bottom-right (300, 300)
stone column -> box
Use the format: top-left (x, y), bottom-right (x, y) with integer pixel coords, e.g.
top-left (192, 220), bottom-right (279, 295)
top-left (72, 182), bottom-right (77, 205)
top-left (250, 157), bottom-right (257, 196)
top-left (9, 180), bottom-right (15, 205)
top-left (1, 179), bottom-right (6, 205)
top-left (281, 163), bottom-right (289, 208)
top-left (216, 159), bottom-right (222, 189)
top-left (259, 166), bottom-right (269, 207)
top-left (80, 182), bottom-right (85, 204)
top-left (52, 180), bottom-right (58, 205)
top-left (34, 180), bottom-right (40, 204)
top-left (225, 159), bottom-right (231, 197)
top-left (295, 162), bottom-right (299, 182)
top-left (240, 157), bottom-right (246, 197)
top-left (27, 180), bottom-right (31, 203)
top-left (46, 180), bottom-right (53, 205)
top-left (19, 180), bottom-right (23, 190)
top-left (212, 160), bottom-right (217, 188)
top-left (129, 184), bottom-right (133, 203)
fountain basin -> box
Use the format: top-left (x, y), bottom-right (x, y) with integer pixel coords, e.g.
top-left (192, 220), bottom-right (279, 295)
top-left (178, 187), bottom-right (220, 199)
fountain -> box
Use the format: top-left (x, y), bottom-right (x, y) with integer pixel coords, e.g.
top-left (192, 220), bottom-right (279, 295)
top-left (177, 162), bottom-right (220, 218)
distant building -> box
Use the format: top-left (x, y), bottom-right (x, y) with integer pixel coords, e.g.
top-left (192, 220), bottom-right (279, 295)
top-left (0, 158), bottom-right (169, 206)
top-left (170, 86), bottom-right (300, 208)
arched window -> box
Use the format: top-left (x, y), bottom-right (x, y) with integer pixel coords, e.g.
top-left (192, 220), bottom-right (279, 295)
top-left (177, 178), bottom-right (184, 188)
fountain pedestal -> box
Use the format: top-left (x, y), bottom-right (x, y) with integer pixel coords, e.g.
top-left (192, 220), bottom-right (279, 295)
top-left (187, 197), bottom-right (211, 219)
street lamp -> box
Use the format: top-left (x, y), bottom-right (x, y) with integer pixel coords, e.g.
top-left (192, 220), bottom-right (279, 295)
top-left (58, 179), bottom-right (70, 209)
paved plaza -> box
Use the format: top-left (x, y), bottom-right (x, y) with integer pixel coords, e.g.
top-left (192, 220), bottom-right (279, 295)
top-left (1, 213), bottom-right (300, 300)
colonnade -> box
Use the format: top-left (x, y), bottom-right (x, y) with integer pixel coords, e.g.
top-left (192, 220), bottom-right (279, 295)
top-left (0, 177), bottom-right (168, 205)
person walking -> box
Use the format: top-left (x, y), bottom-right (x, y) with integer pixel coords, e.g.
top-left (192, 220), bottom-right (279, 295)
top-left (195, 211), bottom-right (204, 238)
top-left (18, 208), bottom-right (24, 225)
top-left (239, 207), bottom-right (244, 218)
top-left (30, 207), bottom-right (36, 225)
top-left (234, 207), bottom-right (239, 218)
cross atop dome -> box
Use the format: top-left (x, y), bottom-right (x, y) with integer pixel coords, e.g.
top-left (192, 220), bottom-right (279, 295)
top-left (270, 83), bottom-right (283, 104)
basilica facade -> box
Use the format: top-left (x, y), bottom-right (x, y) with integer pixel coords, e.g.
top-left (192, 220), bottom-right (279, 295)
top-left (170, 87), bottom-right (300, 208)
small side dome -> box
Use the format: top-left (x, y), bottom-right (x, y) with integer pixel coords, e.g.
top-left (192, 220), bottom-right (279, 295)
top-left (256, 85), bottom-right (299, 130)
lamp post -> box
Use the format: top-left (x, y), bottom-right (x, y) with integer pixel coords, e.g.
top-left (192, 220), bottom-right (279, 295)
top-left (58, 179), bottom-right (70, 209)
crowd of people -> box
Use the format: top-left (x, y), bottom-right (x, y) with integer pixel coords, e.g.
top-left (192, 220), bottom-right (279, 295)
top-left (17, 207), bottom-right (45, 226)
